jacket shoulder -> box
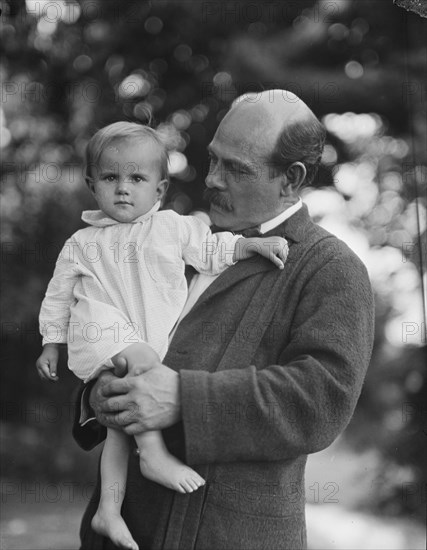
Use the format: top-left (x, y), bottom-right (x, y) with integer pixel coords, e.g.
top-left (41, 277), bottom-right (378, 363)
top-left (305, 219), bottom-right (368, 269)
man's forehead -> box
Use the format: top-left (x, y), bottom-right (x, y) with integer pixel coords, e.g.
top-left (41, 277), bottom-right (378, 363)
top-left (224, 101), bottom-right (277, 131)
top-left (212, 108), bottom-right (278, 157)
top-left (209, 131), bottom-right (259, 158)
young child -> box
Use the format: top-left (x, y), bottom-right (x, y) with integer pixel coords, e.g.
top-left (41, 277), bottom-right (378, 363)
top-left (36, 122), bottom-right (289, 550)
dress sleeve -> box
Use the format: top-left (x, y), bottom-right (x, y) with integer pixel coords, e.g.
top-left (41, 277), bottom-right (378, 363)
top-left (178, 215), bottom-right (241, 274)
top-left (39, 236), bottom-right (81, 345)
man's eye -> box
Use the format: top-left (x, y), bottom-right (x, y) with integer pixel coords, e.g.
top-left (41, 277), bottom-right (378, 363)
top-left (225, 163), bottom-right (242, 174)
top-left (233, 162), bottom-right (248, 173)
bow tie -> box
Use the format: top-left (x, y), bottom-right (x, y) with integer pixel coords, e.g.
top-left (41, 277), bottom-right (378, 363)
top-left (211, 225), bottom-right (262, 238)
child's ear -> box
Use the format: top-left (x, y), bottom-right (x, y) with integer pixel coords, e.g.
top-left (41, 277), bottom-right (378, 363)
top-left (156, 179), bottom-right (169, 201)
top-left (85, 177), bottom-right (95, 194)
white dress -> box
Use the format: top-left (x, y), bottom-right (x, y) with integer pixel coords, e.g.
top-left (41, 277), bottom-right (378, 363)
top-left (39, 204), bottom-right (239, 381)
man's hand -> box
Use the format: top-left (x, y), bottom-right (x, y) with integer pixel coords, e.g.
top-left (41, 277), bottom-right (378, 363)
top-left (89, 364), bottom-right (181, 436)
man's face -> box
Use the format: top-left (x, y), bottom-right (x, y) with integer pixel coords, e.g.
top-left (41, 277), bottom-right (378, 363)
top-left (88, 138), bottom-right (167, 223)
top-left (204, 108), bottom-right (284, 231)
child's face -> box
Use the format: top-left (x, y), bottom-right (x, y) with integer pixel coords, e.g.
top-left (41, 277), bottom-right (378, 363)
top-left (87, 137), bottom-right (168, 223)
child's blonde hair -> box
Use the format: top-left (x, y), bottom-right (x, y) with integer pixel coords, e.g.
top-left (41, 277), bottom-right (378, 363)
top-left (85, 122), bottom-right (169, 182)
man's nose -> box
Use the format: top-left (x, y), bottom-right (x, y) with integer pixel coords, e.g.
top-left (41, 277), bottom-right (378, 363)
top-left (205, 163), bottom-right (226, 189)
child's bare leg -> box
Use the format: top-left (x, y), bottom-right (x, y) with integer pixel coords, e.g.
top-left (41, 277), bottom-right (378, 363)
top-left (91, 428), bottom-right (138, 550)
top-left (114, 343), bottom-right (205, 493)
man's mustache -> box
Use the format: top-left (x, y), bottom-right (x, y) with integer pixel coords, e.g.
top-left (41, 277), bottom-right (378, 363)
top-left (203, 188), bottom-right (233, 212)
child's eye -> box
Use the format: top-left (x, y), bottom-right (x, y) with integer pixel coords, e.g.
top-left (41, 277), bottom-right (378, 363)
top-left (132, 175), bottom-right (145, 183)
top-left (103, 175), bottom-right (116, 182)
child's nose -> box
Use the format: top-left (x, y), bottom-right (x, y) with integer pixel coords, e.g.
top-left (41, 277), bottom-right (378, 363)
top-left (116, 179), bottom-right (130, 193)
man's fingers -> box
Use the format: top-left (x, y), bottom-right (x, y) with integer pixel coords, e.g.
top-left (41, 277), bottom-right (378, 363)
top-left (101, 395), bottom-right (130, 413)
top-left (98, 370), bottom-right (116, 384)
top-left (123, 423), bottom-right (144, 436)
top-left (102, 375), bottom-right (141, 397)
top-left (113, 356), bottom-right (128, 377)
top-left (98, 371), bottom-right (125, 396)
top-left (101, 409), bottom-right (140, 428)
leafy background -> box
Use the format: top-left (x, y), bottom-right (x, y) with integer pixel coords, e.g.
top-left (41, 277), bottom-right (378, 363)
top-left (1, 0), bottom-right (426, 548)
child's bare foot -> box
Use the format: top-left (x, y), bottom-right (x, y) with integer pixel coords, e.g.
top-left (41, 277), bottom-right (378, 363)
top-left (138, 446), bottom-right (205, 493)
top-left (92, 508), bottom-right (138, 550)
top-left (115, 343), bottom-right (205, 493)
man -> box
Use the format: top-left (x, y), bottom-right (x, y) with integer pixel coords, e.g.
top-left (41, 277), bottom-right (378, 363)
top-left (74, 90), bottom-right (374, 549)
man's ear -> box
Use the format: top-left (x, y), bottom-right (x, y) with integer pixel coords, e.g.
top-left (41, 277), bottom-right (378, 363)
top-left (280, 162), bottom-right (307, 196)
top-left (157, 179), bottom-right (169, 201)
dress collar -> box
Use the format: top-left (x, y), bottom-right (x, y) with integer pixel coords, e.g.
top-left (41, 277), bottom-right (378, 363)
top-left (82, 201), bottom-right (161, 228)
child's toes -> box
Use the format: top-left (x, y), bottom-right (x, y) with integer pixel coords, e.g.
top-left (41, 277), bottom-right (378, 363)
top-left (194, 473), bottom-right (205, 486)
top-left (125, 539), bottom-right (139, 550)
top-left (177, 481), bottom-right (189, 493)
top-left (186, 478), bottom-right (200, 492)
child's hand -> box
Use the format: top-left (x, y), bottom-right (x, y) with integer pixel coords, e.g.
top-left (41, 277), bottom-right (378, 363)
top-left (36, 344), bottom-right (60, 382)
top-left (258, 236), bottom-right (289, 269)
top-left (234, 236), bottom-right (289, 269)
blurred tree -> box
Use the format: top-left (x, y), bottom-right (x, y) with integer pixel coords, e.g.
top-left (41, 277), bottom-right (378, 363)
top-left (1, 0), bottom-right (425, 519)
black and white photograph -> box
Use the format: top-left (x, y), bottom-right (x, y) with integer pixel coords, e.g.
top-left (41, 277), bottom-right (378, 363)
top-left (1, 1), bottom-right (426, 549)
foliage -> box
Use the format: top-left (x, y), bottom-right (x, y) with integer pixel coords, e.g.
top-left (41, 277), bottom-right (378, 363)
top-left (1, 0), bottom-right (426, 520)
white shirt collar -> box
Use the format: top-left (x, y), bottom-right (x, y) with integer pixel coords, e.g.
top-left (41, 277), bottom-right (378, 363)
top-left (82, 201), bottom-right (161, 228)
top-left (259, 198), bottom-right (303, 234)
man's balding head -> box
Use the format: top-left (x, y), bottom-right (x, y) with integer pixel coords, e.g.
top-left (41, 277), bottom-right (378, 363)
top-left (230, 89), bottom-right (315, 127)
top-left (228, 90), bottom-right (326, 187)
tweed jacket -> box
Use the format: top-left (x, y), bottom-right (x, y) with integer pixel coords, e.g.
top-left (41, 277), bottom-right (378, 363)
top-left (74, 204), bottom-right (375, 550)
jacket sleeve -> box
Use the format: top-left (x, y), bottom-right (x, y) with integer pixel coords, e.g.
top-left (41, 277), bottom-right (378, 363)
top-left (180, 248), bottom-right (375, 464)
